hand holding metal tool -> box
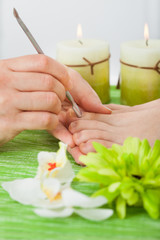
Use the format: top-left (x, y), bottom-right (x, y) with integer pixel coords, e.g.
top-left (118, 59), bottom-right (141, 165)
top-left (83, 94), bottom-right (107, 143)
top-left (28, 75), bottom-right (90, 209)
top-left (13, 8), bottom-right (82, 118)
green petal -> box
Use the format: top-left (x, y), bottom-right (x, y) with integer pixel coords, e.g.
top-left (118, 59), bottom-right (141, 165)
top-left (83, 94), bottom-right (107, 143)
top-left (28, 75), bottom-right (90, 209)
top-left (112, 143), bottom-right (123, 156)
top-left (122, 153), bottom-right (139, 176)
top-left (139, 139), bottom-right (151, 170)
top-left (116, 196), bottom-right (126, 219)
top-left (79, 153), bottom-right (108, 169)
top-left (142, 177), bottom-right (160, 188)
top-left (92, 142), bottom-right (110, 154)
top-left (98, 168), bottom-right (120, 179)
top-left (92, 142), bottom-right (118, 165)
top-left (145, 158), bottom-right (160, 179)
top-left (92, 187), bottom-right (120, 203)
top-left (123, 137), bottom-right (141, 157)
top-left (108, 182), bottom-right (121, 193)
top-left (148, 140), bottom-right (160, 165)
top-left (134, 183), bottom-right (144, 194)
top-left (139, 157), bottom-right (150, 175)
top-left (77, 168), bottom-right (112, 185)
top-left (121, 187), bottom-right (134, 200)
top-left (152, 156), bottom-right (160, 171)
top-left (142, 189), bottom-right (160, 219)
top-left (127, 192), bottom-right (139, 206)
top-left (139, 139), bottom-right (150, 159)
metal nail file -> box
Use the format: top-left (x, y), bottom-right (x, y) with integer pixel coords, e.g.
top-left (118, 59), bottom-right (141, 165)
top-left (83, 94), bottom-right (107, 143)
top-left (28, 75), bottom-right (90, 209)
top-left (13, 8), bottom-right (82, 118)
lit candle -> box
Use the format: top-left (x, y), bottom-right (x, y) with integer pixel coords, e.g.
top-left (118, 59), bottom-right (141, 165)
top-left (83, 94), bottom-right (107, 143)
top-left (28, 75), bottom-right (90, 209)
top-left (56, 24), bottom-right (110, 104)
top-left (120, 24), bottom-right (160, 106)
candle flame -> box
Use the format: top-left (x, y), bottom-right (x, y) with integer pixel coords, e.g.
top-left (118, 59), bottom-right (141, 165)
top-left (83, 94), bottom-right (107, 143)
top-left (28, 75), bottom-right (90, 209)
top-left (77, 24), bottom-right (83, 39)
top-left (144, 23), bottom-right (149, 46)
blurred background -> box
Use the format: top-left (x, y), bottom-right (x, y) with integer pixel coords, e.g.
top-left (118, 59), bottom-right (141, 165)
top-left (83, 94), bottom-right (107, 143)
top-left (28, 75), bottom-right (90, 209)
top-left (0, 0), bottom-right (159, 84)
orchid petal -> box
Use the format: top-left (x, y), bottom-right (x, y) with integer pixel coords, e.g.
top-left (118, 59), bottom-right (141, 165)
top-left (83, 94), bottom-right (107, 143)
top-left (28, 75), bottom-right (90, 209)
top-left (56, 142), bottom-right (67, 165)
top-left (42, 178), bottom-right (61, 199)
top-left (37, 151), bottom-right (56, 165)
top-left (34, 207), bottom-right (73, 218)
top-left (49, 142), bottom-right (75, 183)
top-left (2, 178), bottom-right (64, 209)
top-left (74, 208), bottom-right (113, 221)
top-left (38, 200), bottom-right (64, 209)
top-left (37, 143), bottom-right (74, 183)
top-left (2, 178), bottom-right (45, 205)
top-left (62, 188), bottom-right (107, 208)
top-left (53, 160), bottom-right (75, 184)
top-left (36, 151), bottom-right (56, 178)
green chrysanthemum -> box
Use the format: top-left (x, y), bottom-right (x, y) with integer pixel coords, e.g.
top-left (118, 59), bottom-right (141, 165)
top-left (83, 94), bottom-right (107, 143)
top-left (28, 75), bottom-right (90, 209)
top-left (76, 137), bottom-right (160, 219)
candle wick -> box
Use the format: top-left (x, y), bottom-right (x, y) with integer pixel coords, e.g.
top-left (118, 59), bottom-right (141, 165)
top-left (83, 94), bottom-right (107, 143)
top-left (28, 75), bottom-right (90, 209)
top-left (146, 39), bottom-right (149, 47)
top-left (78, 40), bottom-right (83, 45)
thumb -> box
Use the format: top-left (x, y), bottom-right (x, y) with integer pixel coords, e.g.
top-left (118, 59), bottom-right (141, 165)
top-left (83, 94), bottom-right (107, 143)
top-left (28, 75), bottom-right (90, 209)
top-left (79, 90), bottom-right (112, 114)
top-left (68, 68), bottom-right (112, 114)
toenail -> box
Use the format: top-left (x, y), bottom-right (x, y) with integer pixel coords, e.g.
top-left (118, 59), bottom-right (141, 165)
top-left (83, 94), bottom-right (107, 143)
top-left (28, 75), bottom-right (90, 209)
top-left (73, 132), bottom-right (81, 144)
top-left (70, 122), bottom-right (76, 129)
top-left (80, 142), bottom-right (90, 153)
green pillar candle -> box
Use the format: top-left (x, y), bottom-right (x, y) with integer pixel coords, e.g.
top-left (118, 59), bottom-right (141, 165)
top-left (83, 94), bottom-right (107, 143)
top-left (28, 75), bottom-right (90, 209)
top-left (120, 40), bottom-right (160, 106)
top-left (56, 39), bottom-right (110, 104)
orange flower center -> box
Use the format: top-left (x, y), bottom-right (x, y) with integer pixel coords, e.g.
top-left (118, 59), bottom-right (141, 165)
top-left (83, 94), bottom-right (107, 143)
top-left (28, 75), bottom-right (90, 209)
top-left (48, 162), bottom-right (56, 171)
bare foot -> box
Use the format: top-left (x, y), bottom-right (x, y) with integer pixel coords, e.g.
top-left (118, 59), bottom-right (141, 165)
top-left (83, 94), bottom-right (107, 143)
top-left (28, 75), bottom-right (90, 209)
top-left (68, 99), bottom-right (160, 159)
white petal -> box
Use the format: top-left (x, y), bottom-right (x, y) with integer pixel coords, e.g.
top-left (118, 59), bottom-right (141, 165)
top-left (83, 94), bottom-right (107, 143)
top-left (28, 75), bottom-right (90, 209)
top-left (2, 178), bottom-right (45, 205)
top-left (62, 188), bottom-right (107, 208)
top-left (48, 142), bottom-right (74, 183)
top-left (56, 142), bottom-right (67, 165)
top-left (74, 208), bottom-right (113, 221)
top-left (2, 178), bottom-right (64, 209)
top-left (34, 207), bottom-right (73, 218)
top-left (36, 199), bottom-right (64, 209)
top-left (37, 151), bottom-right (56, 165)
top-left (36, 151), bottom-right (56, 178)
top-left (42, 178), bottom-right (61, 199)
top-left (53, 160), bottom-right (75, 184)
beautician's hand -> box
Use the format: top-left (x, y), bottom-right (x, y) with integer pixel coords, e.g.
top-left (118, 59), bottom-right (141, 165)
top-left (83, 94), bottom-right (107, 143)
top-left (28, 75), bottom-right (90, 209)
top-left (51, 68), bottom-right (112, 147)
top-left (0, 54), bottom-right (71, 145)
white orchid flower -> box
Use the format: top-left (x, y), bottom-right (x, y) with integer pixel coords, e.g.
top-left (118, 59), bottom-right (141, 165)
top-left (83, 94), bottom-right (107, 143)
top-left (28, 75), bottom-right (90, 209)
top-left (36, 142), bottom-right (75, 184)
top-left (35, 187), bottom-right (113, 221)
top-left (2, 177), bottom-right (113, 221)
top-left (2, 141), bottom-right (114, 221)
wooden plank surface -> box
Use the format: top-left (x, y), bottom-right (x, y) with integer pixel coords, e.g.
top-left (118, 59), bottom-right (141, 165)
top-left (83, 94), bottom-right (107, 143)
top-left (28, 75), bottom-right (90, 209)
top-left (0, 87), bottom-right (160, 240)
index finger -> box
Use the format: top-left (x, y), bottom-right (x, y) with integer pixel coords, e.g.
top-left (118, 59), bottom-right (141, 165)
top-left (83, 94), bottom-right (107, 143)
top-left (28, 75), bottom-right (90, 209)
top-left (6, 54), bottom-right (72, 90)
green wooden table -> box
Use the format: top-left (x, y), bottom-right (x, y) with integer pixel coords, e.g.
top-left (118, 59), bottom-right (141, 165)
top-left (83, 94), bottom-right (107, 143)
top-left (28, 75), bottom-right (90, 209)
top-left (0, 87), bottom-right (160, 240)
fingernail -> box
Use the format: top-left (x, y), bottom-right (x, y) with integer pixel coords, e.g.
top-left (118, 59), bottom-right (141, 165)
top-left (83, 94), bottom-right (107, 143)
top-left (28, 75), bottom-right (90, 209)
top-left (73, 133), bottom-right (80, 145)
top-left (73, 133), bottom-right (78, 140)
top-left (68, 108), bottom-right (76, 118)
top-left (103, 105), bottom-right (112, 113)
top-left (95, 103), bottom-right (112, 114)
top-left (80, 142), bottom-right (90, 154)
top-left (70, 121), bottom-right (76, 129)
